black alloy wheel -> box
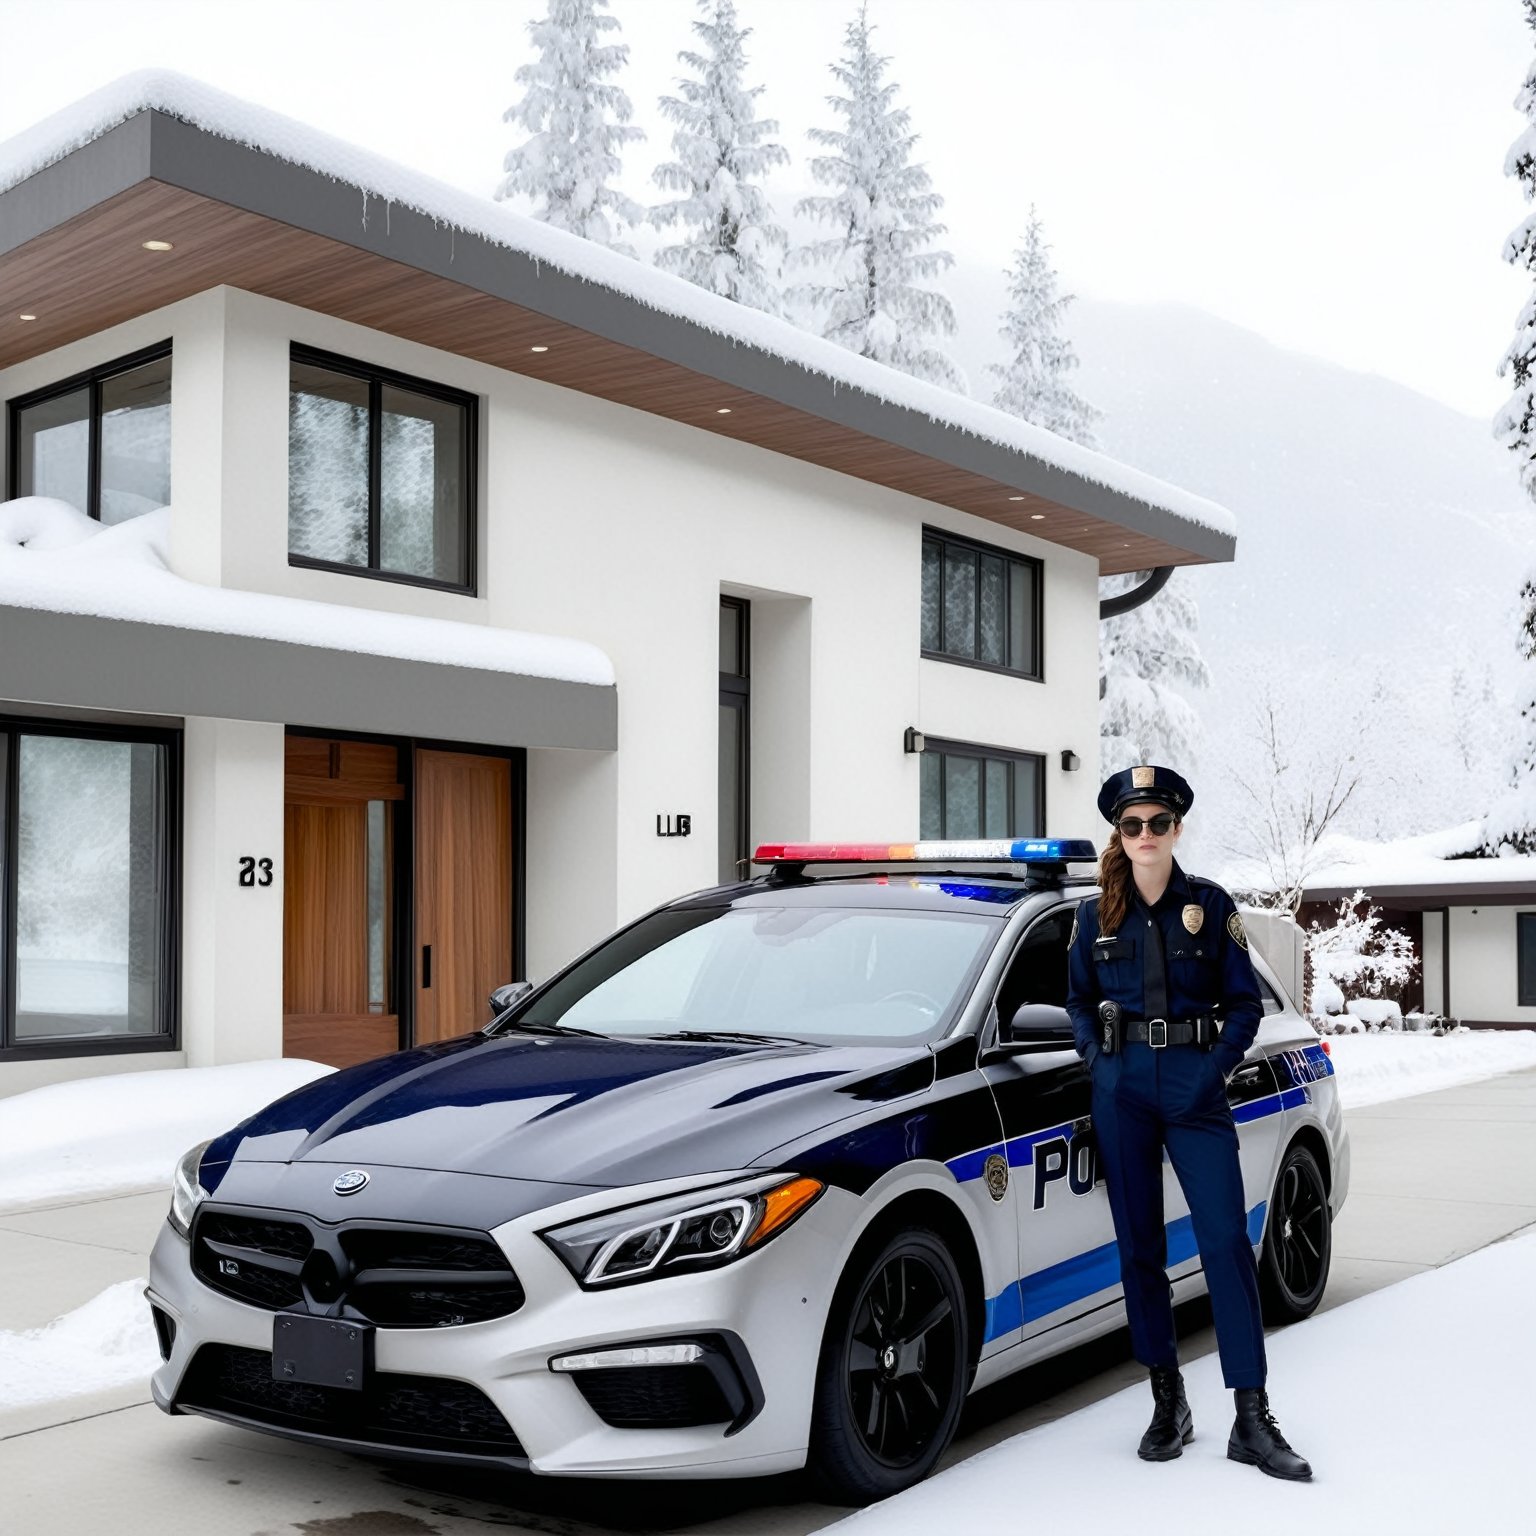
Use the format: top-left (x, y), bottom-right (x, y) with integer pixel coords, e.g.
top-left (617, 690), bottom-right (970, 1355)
top-left (808, 1227), bottom-right (970, 1504)
top-left (1258, 1143), bottom-right (1331, 1324)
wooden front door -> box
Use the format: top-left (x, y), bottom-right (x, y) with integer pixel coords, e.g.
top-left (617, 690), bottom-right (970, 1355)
top-left (414, 748), bottom-right (514, 1047)
top-left (283, 737), bottom-right (402, 1069)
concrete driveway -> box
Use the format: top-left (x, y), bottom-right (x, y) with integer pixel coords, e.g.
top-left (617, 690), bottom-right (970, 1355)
top-left (4, 1068), bottom-right (1533, 1536)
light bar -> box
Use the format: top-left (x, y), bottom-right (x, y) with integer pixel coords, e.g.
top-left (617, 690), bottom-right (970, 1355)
top-left (752, 839), bottom-right (1099, 864)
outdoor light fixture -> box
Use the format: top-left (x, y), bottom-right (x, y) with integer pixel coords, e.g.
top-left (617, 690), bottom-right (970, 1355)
top-left (18, 313), bottom-right (36, 321)
top-left (1030, 513), bottom-right (1046, 521)
top-left (1007, 495), bottom-right (1025, 502)
top-left (904, 727), bottom-right (925, 754)
top-left (716, 407), bottom-right (732, 414)
top-left (1060, 749), bottom-right (1080, 772)
top-left (141, 240), bottom-right (173, 251)
top-left (529, 345), bottom-right (549, 352)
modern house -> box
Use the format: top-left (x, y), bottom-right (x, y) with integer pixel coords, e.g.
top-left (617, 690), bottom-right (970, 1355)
top-left (0, 72), bottom-right (1237, 1094)
top-left (1294, 824), bottom-right (1536, 1029)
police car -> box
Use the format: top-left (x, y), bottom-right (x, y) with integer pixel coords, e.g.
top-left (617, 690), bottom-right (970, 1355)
top-left (146, 840), bottom-right (1349, 1504)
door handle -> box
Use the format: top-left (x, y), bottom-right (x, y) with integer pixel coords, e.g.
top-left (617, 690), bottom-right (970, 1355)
top-left (422, 944), bottom-right (432, 989)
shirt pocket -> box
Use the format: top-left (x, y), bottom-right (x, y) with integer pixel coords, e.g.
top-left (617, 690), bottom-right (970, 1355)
top-left (1167, 942), bottom-right (1219, 1007)
top-left (1092, 934), bottom-right (1138, 999)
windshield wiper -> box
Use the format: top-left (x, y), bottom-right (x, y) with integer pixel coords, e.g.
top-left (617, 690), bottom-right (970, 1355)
top-left (643, 1029), bottom-right (815, 1047)
top-left (497, 1020), bottom-right (607, 1039)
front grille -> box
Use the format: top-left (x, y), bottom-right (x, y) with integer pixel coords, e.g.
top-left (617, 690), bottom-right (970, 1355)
top-left (572, 1365), bottom-right (735, 1429)
top-left (193, 1213), bottom-right (312, 1310)
top-left (178, 1344), bottom-right (523, 1456)
top-left (190, 1209), bottom-right (524, 1329)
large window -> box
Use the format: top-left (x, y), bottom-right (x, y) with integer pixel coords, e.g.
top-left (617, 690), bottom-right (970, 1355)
top-left (1520, 914), bottom-right (1536, 1007)
top-left (1, 719), bottom-right (178, 1057)
top-left (719, 598), bottom-right (750, 884)
top-left (288, 345), bottom-right (476, 592)
top-left (7, 343), bottom-right (172, 524)
top-left (920, 528), bottom-right (1042, 678)
top-left (920, 738), bottom-right (1044, 841)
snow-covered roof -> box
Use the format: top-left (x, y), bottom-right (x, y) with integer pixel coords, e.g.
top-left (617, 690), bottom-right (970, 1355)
top-left (0, 498), bottom-right (613, 687)
top-left (0, 69), bottom-right (1236, 544)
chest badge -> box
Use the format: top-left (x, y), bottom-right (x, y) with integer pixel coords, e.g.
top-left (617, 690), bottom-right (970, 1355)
top-left (1182, 904), bottom-right (1204, 934)
top-left (984, 1152), bottom-right (1009, 1202)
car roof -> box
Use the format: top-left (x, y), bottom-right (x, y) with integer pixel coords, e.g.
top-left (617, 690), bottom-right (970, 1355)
top-left (671, 870), bottom-right (1100, 918)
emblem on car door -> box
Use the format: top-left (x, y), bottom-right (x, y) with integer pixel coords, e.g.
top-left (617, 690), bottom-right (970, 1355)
top-left (984, 1153), bottom-right (1009, 1201)
top-left (333, 1170), bottom-right (370, 1196)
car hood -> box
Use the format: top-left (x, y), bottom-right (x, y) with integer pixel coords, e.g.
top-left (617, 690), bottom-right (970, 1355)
top-left (203, 1031), bottom-right (941, 1190)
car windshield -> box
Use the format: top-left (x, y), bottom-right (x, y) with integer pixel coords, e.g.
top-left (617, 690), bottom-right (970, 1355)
top-left (512, 904), bottom-right (1004, 1046)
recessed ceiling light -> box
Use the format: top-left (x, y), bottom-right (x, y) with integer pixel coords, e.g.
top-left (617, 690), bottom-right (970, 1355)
top-left (18, 313), bottom-right (37, 321)
top-left (1030, 513), bottom-right (1045, 521)
top-left (716, 407), bottom-right (732, 415)
top-left (529, 344), bottom-right (549, 353)
top-left (1007, 495), bottom-right (1025, 502)
top-left (141, 239), bottom-right (173, 252)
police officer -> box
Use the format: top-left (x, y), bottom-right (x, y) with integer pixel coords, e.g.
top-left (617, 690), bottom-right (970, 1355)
top-left (1066, 764), bottom-right (1311, 1481)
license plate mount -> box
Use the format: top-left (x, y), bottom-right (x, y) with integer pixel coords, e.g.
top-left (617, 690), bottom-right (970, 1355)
top-left (272, 1312), bottom-right (373, 1390)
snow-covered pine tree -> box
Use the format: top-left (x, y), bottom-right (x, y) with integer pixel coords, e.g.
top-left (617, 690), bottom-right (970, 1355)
top-left (988, 209), bottom-right (1100, 446)
top-left (1482, 576), bottom-right (1536, 853)
top-left (1098, 572), bottom-right (1211, 776)
top-left (650, 0), bottom-right (789, 313)
top-left (789, 4), bottom-right (964, 390)
top-left (496, 0), bottom-right (644, 256)
top-left (1498, 0), bottom-right (1536, 491)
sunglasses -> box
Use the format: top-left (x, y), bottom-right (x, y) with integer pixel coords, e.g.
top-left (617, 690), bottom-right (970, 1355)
top-left (1116, 814), bottom-right (1177, 838)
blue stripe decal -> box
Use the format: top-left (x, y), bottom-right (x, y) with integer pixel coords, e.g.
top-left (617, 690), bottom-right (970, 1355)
top-left (947, 1143), bottom-right (1006, 1183)
top-left (1233, 1086), bottom-right (1305, 1123)
top-left (984, 1200), bottom-right (1269, 1342)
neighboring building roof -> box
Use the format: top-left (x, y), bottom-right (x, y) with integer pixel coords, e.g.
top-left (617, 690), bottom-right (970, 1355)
top-left (0, 71), bottom-right (1236, 575)
top-left (0, 498), bottom-right (615, 750)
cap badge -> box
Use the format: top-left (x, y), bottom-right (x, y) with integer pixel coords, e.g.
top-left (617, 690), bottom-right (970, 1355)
top-left (1131, 765), bottom-right (1155, 789)
top-left (1183, 905), bottom-right (1204, 934)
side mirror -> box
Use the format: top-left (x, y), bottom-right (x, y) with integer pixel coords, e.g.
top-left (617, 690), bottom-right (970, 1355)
top-left (488, 979), bottom-right (534, 1018)
top-left (989, 1003), bottom-right (1076, 1056)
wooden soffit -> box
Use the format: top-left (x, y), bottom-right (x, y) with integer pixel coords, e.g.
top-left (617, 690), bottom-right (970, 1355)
top-left (0, 111), bottom-right (1233, 577)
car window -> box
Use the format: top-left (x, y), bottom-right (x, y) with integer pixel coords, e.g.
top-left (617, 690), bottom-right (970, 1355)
top-left (1258, 975), bottom-right (1284, 1015)
top-left (520, 905), bottom-right (1003, 1044)
top-left (995, 906), bottom-right (1074, 1023)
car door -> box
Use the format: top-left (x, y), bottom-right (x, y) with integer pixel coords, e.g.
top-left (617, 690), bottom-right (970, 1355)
top-left (981, 902), bottom-right (1121, 1341)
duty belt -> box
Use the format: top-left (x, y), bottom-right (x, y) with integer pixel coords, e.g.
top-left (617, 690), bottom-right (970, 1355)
top-left (1124, 1016), bottom-right (1220, 1049)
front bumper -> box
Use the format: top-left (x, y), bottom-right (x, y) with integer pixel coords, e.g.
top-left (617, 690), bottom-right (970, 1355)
top-left (148, 1168), bottom-right (856, 1479)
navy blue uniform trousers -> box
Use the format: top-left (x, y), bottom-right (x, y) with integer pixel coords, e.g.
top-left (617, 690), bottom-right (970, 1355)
top-left (1091, 1041), bottom-right (1267, 1390)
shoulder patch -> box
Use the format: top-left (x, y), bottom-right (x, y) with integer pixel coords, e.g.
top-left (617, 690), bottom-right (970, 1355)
top-left (1227, 911), bottom-right (1249, 950)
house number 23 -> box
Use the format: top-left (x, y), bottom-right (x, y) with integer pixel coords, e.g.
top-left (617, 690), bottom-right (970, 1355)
top-left (238, 856), bottom-right (274, 888)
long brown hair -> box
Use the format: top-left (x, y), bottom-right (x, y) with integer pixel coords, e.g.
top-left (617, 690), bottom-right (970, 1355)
top-left (1097, 834), bottom-right (1134, 936)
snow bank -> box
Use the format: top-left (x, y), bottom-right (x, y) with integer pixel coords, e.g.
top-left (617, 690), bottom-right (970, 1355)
top-left (831, 1233), bottom-right (1535, 1536)
top-left (1342, 998), bottom-right (1400, 1027)
top-left (1327, 1029), bottom-right (1536, 1110)
top-left (0, 69), bottom-right (1234, 540)
top-left (0, 499), bottom-right (615, 686)
top-left (0, 1058), bottom-right (334, 1210)
top-left (0, 1278), bottom-right (159, 1411)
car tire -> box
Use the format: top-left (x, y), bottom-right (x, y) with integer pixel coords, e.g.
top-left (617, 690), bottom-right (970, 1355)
top-left (806, 1225), bottom-right (971, 1505)
top-left (1258, 1143), bottom-right (1331, 1324)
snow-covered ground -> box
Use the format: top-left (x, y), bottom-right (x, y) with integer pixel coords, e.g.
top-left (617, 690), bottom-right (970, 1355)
top-left (0, 1059), bottom-right (333, 1210)
top-left (1327, 1029), bottom-right (1536, 1110)
top-left (0, 1279), bottom-right (160, 1411)
top-left (832, 1231), bottom-right (1534, 1536)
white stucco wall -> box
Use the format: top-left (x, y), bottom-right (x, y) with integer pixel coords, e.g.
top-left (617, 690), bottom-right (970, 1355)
top-left (1448, 905), bottom-right (1536, 1026)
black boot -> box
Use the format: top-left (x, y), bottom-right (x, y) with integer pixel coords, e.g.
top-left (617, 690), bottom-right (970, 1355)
top-left (1227, 1389), bottom-right (1312, 1481)
top-left (1137, 1366), bottom-right (1193, 1461)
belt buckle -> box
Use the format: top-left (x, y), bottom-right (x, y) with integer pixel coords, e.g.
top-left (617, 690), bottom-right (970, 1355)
top-left (1147, 1018), bottom-right (1168, 1049)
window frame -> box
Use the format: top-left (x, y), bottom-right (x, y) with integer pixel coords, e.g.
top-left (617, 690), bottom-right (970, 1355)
top-left (1519, 913), bottom-right (1536, 1008)
top-left (920, 735), bottom-right (1047, 843)
top-left (920, 525), bottom-right (1044, 682)
top-left (287, 343), bottom-right (479, 596)
top-left (0, 714), bottom-right (182, 1062)
top-left (5, 340), bottom-right (173, 520)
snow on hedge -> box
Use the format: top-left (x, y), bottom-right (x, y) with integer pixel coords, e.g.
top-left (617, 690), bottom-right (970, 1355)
top-left (0, 499), bottom-right (615, 686)
top-left (830, 1232), bottom-right (1534, 1536)
top-left (0, 69), bottom-right (1234, 539)
top-left (0, 1278), bottom-right (159, 1411)
top-left (1327, 1029), bottom-right (1536, 1110)
top-left (0, 1058), bottom-right (334, 1210)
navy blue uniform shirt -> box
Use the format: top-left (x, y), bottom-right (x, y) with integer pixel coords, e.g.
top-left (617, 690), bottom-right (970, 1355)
top-left (1066, 859), bottom-right (1262, 1077)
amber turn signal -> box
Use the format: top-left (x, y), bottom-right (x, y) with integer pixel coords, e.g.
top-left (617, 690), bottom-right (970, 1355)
top-left (748, 1176), bottom-right (824, 1247)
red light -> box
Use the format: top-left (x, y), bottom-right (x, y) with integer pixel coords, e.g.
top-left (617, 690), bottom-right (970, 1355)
top-left (1319, 1039), bottom-right (1331, 1056)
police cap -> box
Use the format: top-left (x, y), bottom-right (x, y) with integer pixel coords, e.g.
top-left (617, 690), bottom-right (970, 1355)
top-left (1097, 763), bottom-right (1194, 823)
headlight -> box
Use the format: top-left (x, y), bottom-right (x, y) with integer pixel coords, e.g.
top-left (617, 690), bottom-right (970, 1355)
top-left (168, 1139), bottom-right (213, 1238)
top-left (541, 1173), bottom-right (824, 1287)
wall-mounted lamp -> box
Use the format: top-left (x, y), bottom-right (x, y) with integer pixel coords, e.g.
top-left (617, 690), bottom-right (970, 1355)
top-left (1060, 749), bottom-right (1081, 772)
top-left (904, 727), bottom-right (926, 755)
